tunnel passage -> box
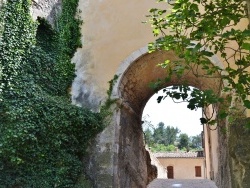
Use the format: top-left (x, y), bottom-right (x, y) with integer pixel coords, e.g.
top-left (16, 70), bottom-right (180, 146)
top-left (113, 48), bottom-right (222, 187)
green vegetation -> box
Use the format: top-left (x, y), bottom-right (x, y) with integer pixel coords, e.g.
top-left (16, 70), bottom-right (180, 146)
top-left (0, 0), bottom-right (104, 187)
top-left (178, 133), bottom-right (189, 151)
top-left (143, 122), bottom-right (202, 152)
top-left (147, 0), bottom-right (250, 127)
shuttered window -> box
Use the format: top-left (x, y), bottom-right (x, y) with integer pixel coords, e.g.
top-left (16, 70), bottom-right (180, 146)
top-left (195, 166), bottom-right (201, 177)
top-left (167, 166), bottom-right (174, 179)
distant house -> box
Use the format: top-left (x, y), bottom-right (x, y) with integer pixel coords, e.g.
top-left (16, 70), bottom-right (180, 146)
top-left (153, 151), bottom-right (205, 179)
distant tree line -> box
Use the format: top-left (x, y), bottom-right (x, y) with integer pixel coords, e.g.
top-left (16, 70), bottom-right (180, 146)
top-left (143, 122), bottom-right (202, 152)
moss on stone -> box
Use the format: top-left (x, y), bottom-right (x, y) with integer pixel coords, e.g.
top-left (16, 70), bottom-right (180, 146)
top-left (229, 118), bottom-right (250, 188)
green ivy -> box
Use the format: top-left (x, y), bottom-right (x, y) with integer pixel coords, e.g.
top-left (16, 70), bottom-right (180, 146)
top-left (0, 0), bottom-right (104, 187)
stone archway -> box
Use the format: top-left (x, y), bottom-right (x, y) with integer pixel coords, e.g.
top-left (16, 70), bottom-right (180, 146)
top-left (112, 47), bottom-right (224, 187)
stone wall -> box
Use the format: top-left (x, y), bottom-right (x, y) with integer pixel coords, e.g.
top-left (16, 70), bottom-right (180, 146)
top-left (82, 110), bottom-right (117, 188)
top-left (147, 149), bottom-right (168, 179)
top-left (30, 0), bottom-right (61, 26)
top-left (0, 0), bottom-right (5, 8)
top-left (117, 107), bottom-right (152, 187)
top-left (115, 104), bottom-right (160, 187)
top-left (215, 127), bottom-right (232, 188)
top-left (229, 118), bottom-right (250, 188)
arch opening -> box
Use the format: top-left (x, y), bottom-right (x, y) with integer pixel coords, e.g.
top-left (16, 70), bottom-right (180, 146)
top-left (113, 49), bottom-right (223, 187)
top-left (142, 86), bottom-right (206, 180)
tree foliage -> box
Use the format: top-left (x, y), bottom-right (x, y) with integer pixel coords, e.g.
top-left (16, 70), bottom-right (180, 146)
top-left (144, 122), bottom-right (201, 152)
top-left (153, 122), bottom-right (180, 146)
top-left (178, 133), bottom-right (189, 150)
top-left (144, 122), bottom-right (180, 151)
top-left (190, 134), bottom-right (202, 149)
top-left (0, 0), bottom-right (104, 187)
top-left (147, 0), bottom-right (250, 126)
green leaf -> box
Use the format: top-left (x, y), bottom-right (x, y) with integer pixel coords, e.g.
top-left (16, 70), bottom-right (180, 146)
top-left (244, 100), bottom-right (250, 109)
top-left (193, 43), bottom-right (202, 52)
top-left (242, 29), bottom-right (250, 37)
top-left (208, 120), bottom-right (217, 125)
top-left (200, 118), bottom-right (208, 124)
top-left (149, 8), bottom-right (158, 13)
top-left (173, 93), bottom-right (181, 99)
top-left (187, 103), bottom-right (196, 110)
top-left (157, 96), bottom-right (163, 103)
top-left (200, 50), bottom-right (214, 57)
top-left (242, 43), bottom-right (250, 51)
top-left (190, 3), bottom-right (199, 12)
top-left (245, 120), bottom-right (250, 129)
top-left (218, 111), bottom-right (228, 119)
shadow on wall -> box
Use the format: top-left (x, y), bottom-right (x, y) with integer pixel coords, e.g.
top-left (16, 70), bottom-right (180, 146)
top-left (229, 118), bottom-right (250, 188)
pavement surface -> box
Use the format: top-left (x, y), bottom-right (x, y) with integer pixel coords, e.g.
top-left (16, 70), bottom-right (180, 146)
top-left (147, 179), bottom-right (218, 188)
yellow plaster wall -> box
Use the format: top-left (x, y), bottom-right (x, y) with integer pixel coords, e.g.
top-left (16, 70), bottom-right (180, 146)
top-left (72, 0), bottom-right (171, 108)
top-left (73, 0), bottom-right (250, 115)
top-left (157, 158), bottom-right (205, 179)
top-left (203, 105), bottom-right (220, 180)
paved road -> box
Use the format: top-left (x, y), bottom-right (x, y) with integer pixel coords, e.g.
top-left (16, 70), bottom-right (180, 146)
top-left (148, 179), bottom-right (218, 188)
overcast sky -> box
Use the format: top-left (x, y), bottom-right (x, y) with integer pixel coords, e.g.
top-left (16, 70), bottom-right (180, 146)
top-left (142, 90), bottom-right (203, 136)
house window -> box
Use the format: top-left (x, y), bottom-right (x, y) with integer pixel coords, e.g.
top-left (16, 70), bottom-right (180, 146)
top-left (195, 166), bottom-right (201, 177)
top-left (167, 166), bottom-right (174, 179)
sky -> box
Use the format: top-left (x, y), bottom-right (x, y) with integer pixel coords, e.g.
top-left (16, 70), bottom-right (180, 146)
top-left (142, 90), bottom-right (203, 136)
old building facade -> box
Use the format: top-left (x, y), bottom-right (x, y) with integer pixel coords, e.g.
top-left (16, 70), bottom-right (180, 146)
top-left (29, 0), bottom-right (250, 187)
top-left (154, 152), bottom-right (205, 179)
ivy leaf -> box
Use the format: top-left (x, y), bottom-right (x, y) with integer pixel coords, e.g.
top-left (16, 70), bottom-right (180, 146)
top-left (200, 117), bottom-right (208, 124)
top-left (244, 100), bottom-right (250, 109)
top-left (173, 93), bottom-right (181, 99)
top-left (190, 3), bottom-right (199, 12)
top-left (157, 96), bottom-right (163, 103)
top-left (218, 111), bottom-right (228, 119)
top-left (242, 43), bottom-right (250, 51)
top-left (187, 103), bottom-right (196, 110)
top-left (242, 29), bottom-right (250, 37)
top-left (181, 93), bottom-right (188, 100)
top-left (245, 120), bottom-right (250, 129)
top-left (192, 43), bottom-right (202, 52)
top-left (149, 8), bottom-right (158, 13)
top-left (200, 50), bottom-right (214, 57)
top-left (208, 120), bottom-right (217, 125)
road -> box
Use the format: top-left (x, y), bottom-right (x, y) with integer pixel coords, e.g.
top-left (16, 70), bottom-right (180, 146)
top-left (148, 179), bottom-right (218, 188)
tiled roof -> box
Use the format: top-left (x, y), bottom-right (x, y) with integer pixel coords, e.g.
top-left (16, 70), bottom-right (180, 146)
top-left (153, 151), bottom-right (204, 158)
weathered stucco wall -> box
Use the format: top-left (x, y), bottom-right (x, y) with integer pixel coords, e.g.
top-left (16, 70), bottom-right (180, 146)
top-left (72, 0), bottom-right (249, 111)
top-left (72, 0), bottom-right (168, 110)
top-left (30, 0), bottom-right (62, 26)
top-left (82, 108), bottom-right (118, 188)
top-left (216, 126), bottom-right (231, 188)
top-left (157, 158), bottom-right (205, 179)
top-left (229, 118), bottom-right (250, 188)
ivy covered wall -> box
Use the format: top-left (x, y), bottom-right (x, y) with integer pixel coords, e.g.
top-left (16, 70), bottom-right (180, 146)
top-left (0, 0), bottom-right (104, 187)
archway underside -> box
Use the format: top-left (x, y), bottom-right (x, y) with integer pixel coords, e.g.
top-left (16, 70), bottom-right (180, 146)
top-left (119, 50), bottom-right (222, 116)
top-left (116, 50), bottom-right (222, 187)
